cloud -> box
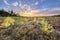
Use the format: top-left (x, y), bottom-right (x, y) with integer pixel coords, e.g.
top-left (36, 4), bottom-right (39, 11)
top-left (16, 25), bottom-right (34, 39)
top-left (19, 3), bottom-right (31, 11)
top-left (34, 2), bottom-right (39, 5)
top-left (12, 2), bottom-right (18, 6)
top-left (3, 0), bottom-right (10, 5)
top-left (39, 8), bottom-right (60, 15)
top-left (30, 8), bottom-right (60, 16)
top-left (19, 3), bottom-right (40, 14)
top-left (34, 0), bottom-right (45, 5)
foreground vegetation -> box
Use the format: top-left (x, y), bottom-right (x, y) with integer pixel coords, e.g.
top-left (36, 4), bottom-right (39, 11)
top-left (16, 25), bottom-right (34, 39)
top-left (0, 16), bottom-right (60, 40)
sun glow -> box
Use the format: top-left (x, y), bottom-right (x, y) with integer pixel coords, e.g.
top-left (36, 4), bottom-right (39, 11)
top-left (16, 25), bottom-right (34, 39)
top-left (19, 10), bottom-right (38, 17)
top-left (18, 9), bottom-right (52, 17)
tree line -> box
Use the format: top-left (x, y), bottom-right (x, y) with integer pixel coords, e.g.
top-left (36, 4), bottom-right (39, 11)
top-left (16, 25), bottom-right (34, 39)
top-left (0, 9), bottom-right (17, 17)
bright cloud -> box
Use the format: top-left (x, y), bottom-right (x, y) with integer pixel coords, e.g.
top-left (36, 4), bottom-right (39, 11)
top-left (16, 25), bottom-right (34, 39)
top-left (34, 2), bottom-right (39, 5)
top-left (12, 2), bottom-right (18, 6)
top-left (3, 0), bottom-right (10, 5)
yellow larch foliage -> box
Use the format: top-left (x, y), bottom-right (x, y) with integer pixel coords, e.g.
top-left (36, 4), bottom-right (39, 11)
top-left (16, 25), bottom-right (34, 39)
top-left (0, 17), bottom-right (15, 28)
top-left (40, 18), bottom-right (54, 34)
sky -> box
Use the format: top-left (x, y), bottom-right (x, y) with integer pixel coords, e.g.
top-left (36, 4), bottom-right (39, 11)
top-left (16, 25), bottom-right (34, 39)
top-left (0, 0), bottom-right (60, 15)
